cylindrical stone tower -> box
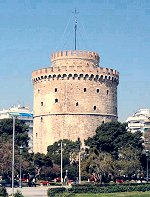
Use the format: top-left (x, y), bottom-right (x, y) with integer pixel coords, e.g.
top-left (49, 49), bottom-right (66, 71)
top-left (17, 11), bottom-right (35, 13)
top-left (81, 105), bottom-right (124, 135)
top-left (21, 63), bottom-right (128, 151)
top-left (32, 50), bottom-right (119, 153)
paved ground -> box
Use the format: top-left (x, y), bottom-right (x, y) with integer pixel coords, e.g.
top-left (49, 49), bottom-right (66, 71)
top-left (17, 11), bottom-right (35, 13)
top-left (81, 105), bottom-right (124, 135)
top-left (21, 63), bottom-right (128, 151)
top-left (6, 186), bottom-right (64, 197)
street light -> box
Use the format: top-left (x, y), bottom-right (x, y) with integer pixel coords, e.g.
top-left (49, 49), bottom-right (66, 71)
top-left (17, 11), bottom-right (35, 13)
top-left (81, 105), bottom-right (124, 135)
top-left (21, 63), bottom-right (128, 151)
top-left (9, 112), bottom-right (21, 197)
top-left (58, 141), bottom-right (66, 185)
top-left (145, 150), bottom-right (149, 183)
top-left (19, 145), bottom-right (23, 188)
top-left (78, 137), bottom-right (81, 184)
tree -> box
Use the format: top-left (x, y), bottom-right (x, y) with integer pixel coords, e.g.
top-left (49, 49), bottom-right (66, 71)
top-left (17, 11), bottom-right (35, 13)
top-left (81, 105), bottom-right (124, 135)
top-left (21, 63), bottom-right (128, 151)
top-left (0, 118), bottom-right (30, 176)
top-left (47, 139), bottom-right (80, 179)
top-left (47, 139), bottom-right (79, 166)
top-left (33, 153), bottom-right (53, 180)
top-left (81, 148), bottom-right (115, 183)
top-left (115, 146), bottom-right (141, 176)
top-left (86, 122), bottom-right (144, 159)
top-left (0, 118), bottom-right (29, 147)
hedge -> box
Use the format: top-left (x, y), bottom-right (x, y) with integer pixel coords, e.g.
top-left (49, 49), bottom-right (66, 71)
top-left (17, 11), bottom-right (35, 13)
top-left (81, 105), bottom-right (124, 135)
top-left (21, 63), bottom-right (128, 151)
top-left (47, 187), bottom-right (66, 197)
top-left (47, 183), bottom-right (150, 197)
top-left (0, 186), bottom-right (8, 197)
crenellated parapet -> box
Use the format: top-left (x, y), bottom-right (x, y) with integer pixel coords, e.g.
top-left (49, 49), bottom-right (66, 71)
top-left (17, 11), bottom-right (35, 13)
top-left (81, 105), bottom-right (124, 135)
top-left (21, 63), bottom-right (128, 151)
top-left (51, 50), bottom-right (100, 67)
top-left (32, 49), bottom-right (119, 153)
top-left (32, 66), bottom-right (119, 85)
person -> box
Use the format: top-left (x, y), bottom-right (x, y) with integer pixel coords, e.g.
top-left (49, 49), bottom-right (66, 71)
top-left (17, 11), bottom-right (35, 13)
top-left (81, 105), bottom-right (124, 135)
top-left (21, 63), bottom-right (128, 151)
top-left (32, 177), bottom-right (36, 187)
top-left (64, 175), bottom-right (68, 185)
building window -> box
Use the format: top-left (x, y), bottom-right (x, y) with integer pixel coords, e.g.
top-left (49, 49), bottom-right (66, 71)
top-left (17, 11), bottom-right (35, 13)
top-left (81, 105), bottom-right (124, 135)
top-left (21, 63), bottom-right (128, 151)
top-left (102, 121), bottom-right (104, 124)
top-left (107, 90), bottom-right (109, 95)
top-left (76, 102), bottom-right (79, 106)
top-left (55, 88), bottom-right (57, 92)
top-left (55, 98), bottom-right (58, 103)
top-left (94, 106), bottom-right (96, 110)
top-left (84, 88), bottom-right (86, 92)
top-left (38, 89), bottom-right (40, 93)
top-left (41, 102), bottom-right (43, 106)
top-left (97, 89), bottom-right (99, 93)
top-left (41, 117), bottom-right (43, 122)
top-left (36, 133), bottom-right (38, 138)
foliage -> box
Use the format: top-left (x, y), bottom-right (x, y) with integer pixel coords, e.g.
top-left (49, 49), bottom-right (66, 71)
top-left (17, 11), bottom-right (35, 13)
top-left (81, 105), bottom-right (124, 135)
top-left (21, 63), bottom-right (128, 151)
top-left (115, 146), bottom-right (141, 175)
top-left (69, 183), bottom-right (150, 193)
top-left (14, 190), bottom-right (24, 197)
top-left (0, 186), bottom-right (8, 197)
top-left (81, 148), bottom-right (115, 182)
top-left (67, 191), bottom-right (150, 197)
top-left (47, 187), bottom-right (66, 197)
top-left (47, 139), bottom-right (80, 179)
top-left (47, 184), bottom-right (150, 196)
top-left (33, 152), bottom-right (53, 179)
top-left (86, 122), bottom-right (143, 159)
top-left (47, 139), bottom-right (80, 165)
top-left (0, 118), bottom-right (31, 176)
top-left (0, 118), bottom-right (29, 147)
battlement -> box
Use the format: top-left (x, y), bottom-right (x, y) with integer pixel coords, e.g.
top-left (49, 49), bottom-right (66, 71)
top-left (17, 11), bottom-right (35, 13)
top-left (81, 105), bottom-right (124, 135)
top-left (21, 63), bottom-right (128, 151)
top-left (32, 66), bottom-right (119, 85)
top-left (51, 50), bottom-right (100, 66)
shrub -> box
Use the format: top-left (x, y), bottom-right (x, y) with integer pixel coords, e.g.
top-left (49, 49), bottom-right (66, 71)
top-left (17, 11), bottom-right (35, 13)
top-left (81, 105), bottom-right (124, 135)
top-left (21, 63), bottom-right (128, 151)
top-left (14, 190), bottom-right (24, 197)
top-left (47, 183), bottom-right (150, 196)
top-left (47, 187), bottom-right (66, 197)
top-left (0, 186), bottom-right (8, 197)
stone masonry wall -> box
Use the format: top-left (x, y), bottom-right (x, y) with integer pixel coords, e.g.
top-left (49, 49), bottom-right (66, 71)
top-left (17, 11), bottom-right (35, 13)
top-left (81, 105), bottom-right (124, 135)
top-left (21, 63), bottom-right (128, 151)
top-left (32, 50), bottom-right (119, 154)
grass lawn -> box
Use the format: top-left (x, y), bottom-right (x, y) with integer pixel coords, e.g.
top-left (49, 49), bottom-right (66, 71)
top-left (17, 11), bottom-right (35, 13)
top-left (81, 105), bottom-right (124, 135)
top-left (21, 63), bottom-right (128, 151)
top-left (75, 191), bottom-right (150, 197)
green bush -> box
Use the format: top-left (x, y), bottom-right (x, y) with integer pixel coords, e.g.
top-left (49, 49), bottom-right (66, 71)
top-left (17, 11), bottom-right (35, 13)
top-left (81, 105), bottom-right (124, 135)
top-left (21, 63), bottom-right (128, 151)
top-left (0, 186), bottom-right (8, 197)
top-left (55, 193), bottom-right (75, 197)
top-left (70, 183), bottom-right (150, 193)
top-left (47, 187), bottom-right (66, 197)
top-left (47, 183), bottom-right (150, 196)
top-left (14, 190), bottom-right (24, 197)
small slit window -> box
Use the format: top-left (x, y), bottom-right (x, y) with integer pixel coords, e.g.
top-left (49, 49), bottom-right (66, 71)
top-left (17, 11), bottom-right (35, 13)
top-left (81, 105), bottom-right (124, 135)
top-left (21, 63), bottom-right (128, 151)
top-left (55, 98), bottom-right (58, 103)
top-left (107, 90), bottom-right (109, 95)
top-left (55, 88), bottom-right (57, 92)
top-left (84, 88), bottom-right (86, 92)
top-left (97, 89), bottom-right (99, 93)
top-left (76, 102), bottom-right (79, 106)
top-left (94, 106), bottom-right (96, 110)
top-left (41, 117), bottom-right (43, 122)
top-left (41, 102), bottom-right (43, 106)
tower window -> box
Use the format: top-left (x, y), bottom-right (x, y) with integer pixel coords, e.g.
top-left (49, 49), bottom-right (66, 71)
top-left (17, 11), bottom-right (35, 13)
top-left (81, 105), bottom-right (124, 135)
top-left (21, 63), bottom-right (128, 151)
top-left (38, 89), bottom-right (40, 93)
top-left (41, 102), bottom-right (43, 106)
top-left (36, 133), bottom-right (38, 138)
top-left (76, 102), bottom-right (79, 106)
top-left (97, 89), bottom-right (99, 93)
top-left (102, 121), bottom-right (104, 124)
top-left (41, 117), bottom-right (43, 122)
top-left (55, 98), bottom-right (58, 103)
top-left (94, 106), bottom-right (96, 110)
top-left (55, 88), bottom-right (57, 92)
top-left (84, 88), bottom-right (86, 92)
top-left (107, 90), bottom-right (109, 95)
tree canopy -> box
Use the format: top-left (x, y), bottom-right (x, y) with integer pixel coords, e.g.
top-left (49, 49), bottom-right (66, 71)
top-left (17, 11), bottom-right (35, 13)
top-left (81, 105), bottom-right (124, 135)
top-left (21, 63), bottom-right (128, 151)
top-left (85, 122), bottom-right (144, 159)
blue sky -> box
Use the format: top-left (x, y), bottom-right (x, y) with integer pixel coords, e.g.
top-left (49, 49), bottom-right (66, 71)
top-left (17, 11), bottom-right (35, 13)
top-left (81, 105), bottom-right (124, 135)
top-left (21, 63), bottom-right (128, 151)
top-left (0, 0), bottom-right (150, 122)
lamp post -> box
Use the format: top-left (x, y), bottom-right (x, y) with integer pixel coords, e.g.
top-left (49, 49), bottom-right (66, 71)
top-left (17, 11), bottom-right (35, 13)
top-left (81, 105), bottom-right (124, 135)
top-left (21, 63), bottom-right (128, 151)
top-left (58, 141), bottom-right (63, 185)
top-left (19, 145), bottom-right (23, 188)
top-left (78, 138), bottom-right (81, 184)
top-left (146, 150), bottom-right (149, 183)
top-left (60, 141), bottom-right (63, 184)
top-left (9, 112), bottom-right (20, 197)
top-left (12, 116), bottom-right (15, 197)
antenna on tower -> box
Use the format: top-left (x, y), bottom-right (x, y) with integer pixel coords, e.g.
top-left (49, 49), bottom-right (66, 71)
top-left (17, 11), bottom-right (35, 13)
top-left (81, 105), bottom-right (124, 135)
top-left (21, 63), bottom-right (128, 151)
top-left (72, 8), bottom-right (79, 50)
